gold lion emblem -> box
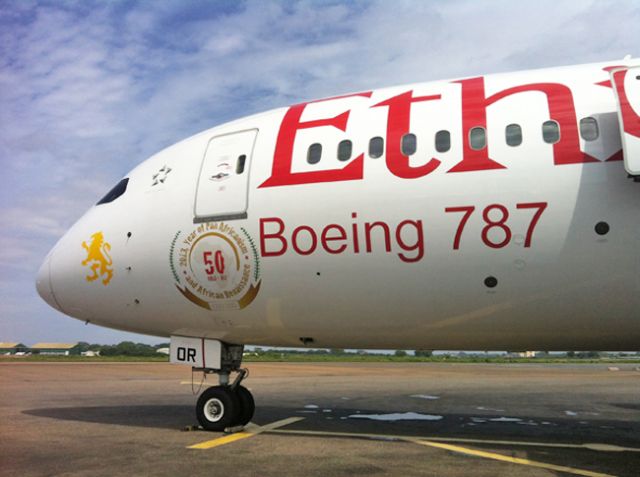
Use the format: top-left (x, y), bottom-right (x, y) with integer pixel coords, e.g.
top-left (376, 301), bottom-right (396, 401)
top-left (81, 232), bottom-right (113, 285)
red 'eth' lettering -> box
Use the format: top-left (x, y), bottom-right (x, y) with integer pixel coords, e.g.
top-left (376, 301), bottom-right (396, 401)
top-left (259, 92), bottom-right (372, 188)
top-left (260, 71), bottom-right (625, 189)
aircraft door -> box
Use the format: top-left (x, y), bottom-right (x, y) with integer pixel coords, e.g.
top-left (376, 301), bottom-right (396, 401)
top-left (610, 67), bottom-right (640, 175)
top-left (194, 129), bottom-right (258, 222)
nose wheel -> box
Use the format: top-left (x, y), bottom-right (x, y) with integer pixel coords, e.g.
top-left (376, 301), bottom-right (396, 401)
top-left (191, 344), bottom-right (255, 432)
top-left (196, 384), bottom-right (255, 432)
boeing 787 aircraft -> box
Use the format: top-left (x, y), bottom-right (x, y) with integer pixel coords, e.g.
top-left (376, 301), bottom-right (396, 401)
top-left (37, 59), bottom-right (640, 430)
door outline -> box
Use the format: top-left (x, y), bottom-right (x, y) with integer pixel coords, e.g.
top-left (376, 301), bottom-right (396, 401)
top-left (193, 128), bottom-right (258, 223)
top-left (610, 66), bottom-right (640, 175)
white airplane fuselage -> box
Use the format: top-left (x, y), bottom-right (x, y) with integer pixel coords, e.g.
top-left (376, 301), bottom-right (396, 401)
top-left (37, 60), bottom-right (640, 351)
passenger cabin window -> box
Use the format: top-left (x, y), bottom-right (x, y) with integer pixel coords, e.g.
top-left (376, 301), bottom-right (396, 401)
top-left (542, 120), bottom-right (560, 144)
top-left (401, 133), bottom-right (417, 156)
top-left (435, 130), bottom-right (450, 152)
top-left (369, 136), bottom-right (384, 158)
top-left (307, 143), bottom-right (322, 164)
top-left (580, 117), bottom-right (599, 141)
top-left (236, 154), bottom-right (246, 174)
top-left (469, 127), bottom-right (486, 150)
top-left (337, 140), bottom-right (353, 161)
top-left (505, 124), bottom-right (522, 147)
top-left (97, 178), bottom-right (129, 205)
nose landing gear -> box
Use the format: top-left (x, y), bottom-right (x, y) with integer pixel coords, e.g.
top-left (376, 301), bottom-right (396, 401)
top-left (193, 345), bottom-right (255, 432)
top-left (196, 381), bottom-right (255, 431)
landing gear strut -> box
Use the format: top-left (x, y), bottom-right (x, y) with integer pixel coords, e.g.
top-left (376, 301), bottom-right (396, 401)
top-left (193, 343), bottom-right (255, 432)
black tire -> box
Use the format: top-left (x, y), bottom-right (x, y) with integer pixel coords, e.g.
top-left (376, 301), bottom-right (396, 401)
top-left (196, 386), bottom-right (239, 431)
top-left (234, 385), bottom-right (255, 426)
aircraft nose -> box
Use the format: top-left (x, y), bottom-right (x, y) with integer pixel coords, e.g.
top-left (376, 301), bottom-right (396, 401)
top-left (36, 250), bottom-right (62, 312)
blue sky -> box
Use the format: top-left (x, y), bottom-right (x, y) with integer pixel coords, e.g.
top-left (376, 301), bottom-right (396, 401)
top-left (1, 0), bottom-right (639, 345)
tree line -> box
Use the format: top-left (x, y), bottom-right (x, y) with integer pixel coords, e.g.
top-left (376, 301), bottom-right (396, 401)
top-left (76, 341), bottom-right (169, 356)
top-left (73, 342), bottom-right (633, 358)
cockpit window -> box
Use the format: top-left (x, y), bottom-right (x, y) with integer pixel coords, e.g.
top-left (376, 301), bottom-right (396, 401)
top-left (96, 178), bottom-right (129, 205)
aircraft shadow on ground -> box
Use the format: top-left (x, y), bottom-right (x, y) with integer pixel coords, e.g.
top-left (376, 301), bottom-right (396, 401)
top-left (23, 405), bottom-right (193, 430)
top-left (22, 404), bottom-right (640, 447)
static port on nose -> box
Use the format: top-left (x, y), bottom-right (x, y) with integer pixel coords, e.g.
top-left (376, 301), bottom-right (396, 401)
top-left (36, 252), bottom-right (62, 312)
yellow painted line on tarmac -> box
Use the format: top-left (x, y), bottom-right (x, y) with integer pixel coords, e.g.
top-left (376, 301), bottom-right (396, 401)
top-left (189, 430), bottom-right (254, 449)
top-left (268, 428), bottom-right (640, 453)
top-left (187, 417), bottom-right (304, 450)
top-left (269, 428), bottom-right (631, 475)
top-left (189, 422), bottom-right (628, 474)
top-left (409, 439), bottom-right (616, 477)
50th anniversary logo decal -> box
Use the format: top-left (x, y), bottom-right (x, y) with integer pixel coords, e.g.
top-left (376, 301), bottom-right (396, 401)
top-left (170, 222), bottom-right (261, 311)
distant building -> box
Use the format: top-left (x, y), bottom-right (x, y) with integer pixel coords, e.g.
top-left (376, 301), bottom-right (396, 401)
top-left (506, 350), bottom-right (537, 358)
top-left (0, 343), bottom-right (28, 355)
top-left (81, 350), bottom-right (100, 357)
top-left (156, 347), bottom-right (170, 355)
top-left (30, 343), bottom-right (80, 356)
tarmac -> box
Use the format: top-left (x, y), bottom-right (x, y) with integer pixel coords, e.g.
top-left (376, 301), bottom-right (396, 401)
top-left (1, 361), bottom-right (639, 476)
